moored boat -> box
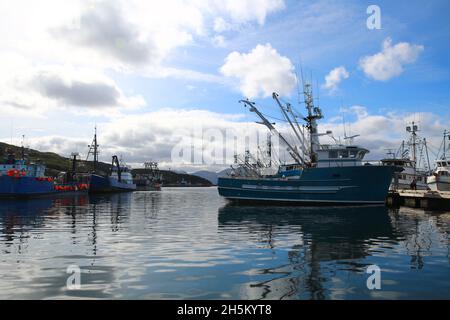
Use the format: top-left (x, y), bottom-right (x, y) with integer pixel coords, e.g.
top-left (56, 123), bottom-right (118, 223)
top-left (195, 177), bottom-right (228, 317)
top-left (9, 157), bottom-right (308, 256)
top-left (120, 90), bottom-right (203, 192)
top-left (381, 158), bottom-right (428, 190)
top-left (86, 129), bottom-right (136, 193)
top-left (217, 83), bottom-right (399, 205)
top-left (90, 156), bottom-right (137, 193)
top-left (427, 160), bottom-right (450, 192)
top-left (133, 162), bottom-right (163, 191)
top-left (0, 148), bottom-right (89, 198)
top-left (381, 122), bottom-right (431, 191)
top-left (427, 130), bottom-right (450, 192)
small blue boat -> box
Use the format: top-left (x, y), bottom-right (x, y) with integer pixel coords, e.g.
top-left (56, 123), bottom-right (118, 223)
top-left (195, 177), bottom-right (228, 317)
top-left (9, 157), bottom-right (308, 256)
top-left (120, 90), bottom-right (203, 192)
top-left (86, 130), bottom-right (136, 193)
top-left (89, 157), bottom-right (136, 193)
top-left (218, 86), bottom-right (399, 205)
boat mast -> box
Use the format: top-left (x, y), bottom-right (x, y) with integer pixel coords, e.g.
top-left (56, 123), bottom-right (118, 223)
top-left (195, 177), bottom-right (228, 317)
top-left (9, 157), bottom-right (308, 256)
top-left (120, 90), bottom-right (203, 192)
top-left (443, 130), bottom-right (450, 159)
top-left (21, 134), bottom-right (25, 161)
top-left (423, 138), bottom-right (431, 173)
top-left (444, 130), bottom-right (447, 158)
top-left (87, 126), bottom-right (99, 173)
top-left (406, 122), bottom-right (419, 173)
top-left (70, 152), bottom-right (79, 182)
top-left (302, 82), bottom-right (323, 164)
top-left (239, 99), bottom-right (306, 166)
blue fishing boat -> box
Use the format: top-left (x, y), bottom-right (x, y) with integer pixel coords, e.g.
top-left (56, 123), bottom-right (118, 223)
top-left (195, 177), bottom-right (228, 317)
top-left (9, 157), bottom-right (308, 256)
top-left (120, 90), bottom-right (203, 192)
top-left (89, 156), bottom-right (136, 193)
top-left (218, 83), bottom-right (399, 205)
top-left (86, 129), bottom-right (136, 193)
top-left (0, 148), bottom-right (90, 198)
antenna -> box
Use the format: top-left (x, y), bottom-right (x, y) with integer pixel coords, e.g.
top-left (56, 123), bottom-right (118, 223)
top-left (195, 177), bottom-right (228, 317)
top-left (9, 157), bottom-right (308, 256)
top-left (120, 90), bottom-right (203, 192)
top-left (21, 134), bottom-right (25, 160)
top-left (341, 100), bottom-right (347, 139)
top-left (295, 59), bottom-right (303, 108)
top-left (316, 78), bottom-right (320, 109)
top-left (385, 148), bottom-right (396, 159)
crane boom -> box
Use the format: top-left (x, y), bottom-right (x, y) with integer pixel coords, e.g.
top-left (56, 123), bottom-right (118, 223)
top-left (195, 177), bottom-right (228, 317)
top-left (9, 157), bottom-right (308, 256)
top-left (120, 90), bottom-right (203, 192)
top-left (239, 99), bottom-right (306, 166)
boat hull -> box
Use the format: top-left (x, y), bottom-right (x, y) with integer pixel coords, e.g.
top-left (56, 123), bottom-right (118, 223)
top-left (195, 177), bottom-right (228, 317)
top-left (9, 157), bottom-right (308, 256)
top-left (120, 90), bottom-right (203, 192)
top-left (218, 165), bottom-right (396, 205)
top-left (0, 175), bottom-right (88, 198)
top-left (89, 174), bottom-right (136, 193)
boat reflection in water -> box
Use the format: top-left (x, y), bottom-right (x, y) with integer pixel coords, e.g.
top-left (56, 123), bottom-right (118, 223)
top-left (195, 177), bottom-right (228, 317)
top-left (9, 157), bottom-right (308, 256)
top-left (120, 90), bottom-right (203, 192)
top-left (0, 194), bottom-right (131, 299)
top-left (218, 204), bottom-right (449, 300)
top-left (0, 196), bottom-right (89, 242)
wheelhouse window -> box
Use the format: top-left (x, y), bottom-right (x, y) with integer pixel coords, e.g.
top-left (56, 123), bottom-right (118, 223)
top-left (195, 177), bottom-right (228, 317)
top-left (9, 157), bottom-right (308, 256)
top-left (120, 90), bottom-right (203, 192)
top-left (339, 150), bottom-right (349, 158)
top-left (329, 150), bottom-right (338, 159)
top-left (349, 150), bottom-right (358, 158)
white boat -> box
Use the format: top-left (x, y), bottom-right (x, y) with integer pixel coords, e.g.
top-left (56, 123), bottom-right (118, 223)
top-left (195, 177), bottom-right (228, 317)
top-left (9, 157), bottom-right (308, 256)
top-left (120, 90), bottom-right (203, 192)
top-left (381, 158), bottom-right (428, 190)
top-left (427, 159), bottom-right (450, 191)
top-left (381, 122), bottom-right (431, 191)
top-left (427, 130), bottom-right (450, 192)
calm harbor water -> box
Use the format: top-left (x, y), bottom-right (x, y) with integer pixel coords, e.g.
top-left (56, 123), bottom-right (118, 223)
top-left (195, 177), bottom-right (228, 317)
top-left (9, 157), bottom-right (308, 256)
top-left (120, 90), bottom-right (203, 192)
top-left (0, 187), bottom-right (449, 300)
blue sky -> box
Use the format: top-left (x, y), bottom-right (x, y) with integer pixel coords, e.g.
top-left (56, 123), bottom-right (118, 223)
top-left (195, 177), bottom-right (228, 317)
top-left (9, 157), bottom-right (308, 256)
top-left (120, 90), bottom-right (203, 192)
top-left (0, 0), bottom-right (449, 170)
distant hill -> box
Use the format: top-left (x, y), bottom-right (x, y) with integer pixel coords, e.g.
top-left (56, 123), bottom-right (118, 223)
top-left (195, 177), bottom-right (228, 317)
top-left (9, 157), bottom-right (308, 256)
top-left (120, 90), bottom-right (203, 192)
top-left (133, 168), bottom-right (212, 187)
top-left (0, 141), bottom-right (109, 177)
top-left (191, 170), bottom-right (220, 185)
top-left (192, 168), bottom-right (232, 185)
top-left (0, 142), bottom-right (213, 187)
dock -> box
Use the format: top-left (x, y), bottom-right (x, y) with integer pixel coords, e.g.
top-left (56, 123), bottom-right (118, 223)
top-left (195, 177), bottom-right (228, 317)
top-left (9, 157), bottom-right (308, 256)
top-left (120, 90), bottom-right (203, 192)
top-left (386, 189), bottom-right (450, 210)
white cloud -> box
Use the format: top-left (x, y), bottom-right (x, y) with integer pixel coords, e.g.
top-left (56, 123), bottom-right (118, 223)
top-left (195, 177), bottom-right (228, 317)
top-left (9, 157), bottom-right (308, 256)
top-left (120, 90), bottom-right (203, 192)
top-left (0, 55), bottom-right (144, 115)
top-left (220, 43), bottom-right (297, 98)
top-left (321, 106), bottom-right (448, 161)
top-left (0, 0), bottom-right (286, 109)
top-left (215, 0), bottom-right (285, 26)
top-left (359, 38), bottom-right (424, 81)
top-left (323, 66), bottom-right (349, 92)
top-left (49, 0), bottom-right (205, 70)
top-left (0, 0), bottom-right (284, 73)
top-left (212, 35), bottom-right (227, 48)
top-left (213, 17), bottom-right (232, 33)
